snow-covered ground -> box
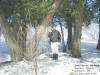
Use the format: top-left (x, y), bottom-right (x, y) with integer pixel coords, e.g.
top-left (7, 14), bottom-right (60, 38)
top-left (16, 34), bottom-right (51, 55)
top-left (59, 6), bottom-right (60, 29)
top-left (0, 39), bottom-right (100, 75)
top-left (0, 24), bottom-right (100, 75)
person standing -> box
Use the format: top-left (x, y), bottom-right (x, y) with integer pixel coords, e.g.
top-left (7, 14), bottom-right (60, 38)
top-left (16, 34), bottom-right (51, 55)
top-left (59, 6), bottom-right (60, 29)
top-left (48, 25), bottom-right (61, 60)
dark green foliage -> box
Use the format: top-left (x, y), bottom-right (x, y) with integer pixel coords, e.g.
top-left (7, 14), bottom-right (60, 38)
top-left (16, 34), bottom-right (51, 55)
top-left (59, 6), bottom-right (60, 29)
top-left (0, 0), bottom-right (54, 25)
top-left (0, 0), bottom-right (12, 17)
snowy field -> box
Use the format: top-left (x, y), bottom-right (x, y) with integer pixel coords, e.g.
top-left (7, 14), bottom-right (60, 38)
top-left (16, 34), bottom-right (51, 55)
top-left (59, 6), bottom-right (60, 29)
top-left (0, 25), bottom-right (100, 75)
top-left (0, 39), bottom-right (100, 75)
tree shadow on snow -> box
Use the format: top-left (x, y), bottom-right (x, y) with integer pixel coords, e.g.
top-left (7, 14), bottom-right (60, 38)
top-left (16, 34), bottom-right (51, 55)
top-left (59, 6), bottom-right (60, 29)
top-left (80, 41), bottom-right (100, 63)
top-left (0, 42), bottom-right (11, 64)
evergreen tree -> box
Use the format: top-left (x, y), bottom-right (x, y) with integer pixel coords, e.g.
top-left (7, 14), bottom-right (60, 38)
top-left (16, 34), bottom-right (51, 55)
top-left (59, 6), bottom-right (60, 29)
top-left (0, 0), bottom-right (61, 62)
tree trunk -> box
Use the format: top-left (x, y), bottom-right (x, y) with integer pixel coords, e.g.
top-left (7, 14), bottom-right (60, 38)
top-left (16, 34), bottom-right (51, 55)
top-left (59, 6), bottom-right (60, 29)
top-left (72, 21), bottom-right (82, 58)
top-left (58, 19), bottom-right (66, 52)
top-left (0, 26), bottom-right (1, 40)
top-left (66, 14), bottom-right (72, 50)
top-left (72, 0), bottom-right (83, 58)
top-left (67, 21), bottom-right (72, 50)
top-left (0, 15), bottom-right (23, 62)
top-left (60, 24), bottom-right (66, 52)
top-left (0, 13), bottom-right (30, 62)
top-left (96, 19), bottom-right (100, 50)
top-left (0, 27), bottom-right (1, 35)
top-left (0, 27), bottom-right (1, 41)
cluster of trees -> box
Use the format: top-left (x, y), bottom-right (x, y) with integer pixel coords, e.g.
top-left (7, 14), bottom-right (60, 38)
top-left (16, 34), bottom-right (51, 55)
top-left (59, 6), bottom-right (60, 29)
top-left (0, 0), bottom-right (99, 62)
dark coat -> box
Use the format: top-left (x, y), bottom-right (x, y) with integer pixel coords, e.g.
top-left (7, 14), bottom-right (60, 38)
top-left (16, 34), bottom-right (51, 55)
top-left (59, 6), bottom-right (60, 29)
top-left (48, 30), bottom-right (61, 42)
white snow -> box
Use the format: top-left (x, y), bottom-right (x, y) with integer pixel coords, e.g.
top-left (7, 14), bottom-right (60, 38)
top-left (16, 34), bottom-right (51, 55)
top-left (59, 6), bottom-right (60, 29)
top-left (0, 38), bottom-right (100, 75)
top-left (0, 25), bottom-right (100, 75)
